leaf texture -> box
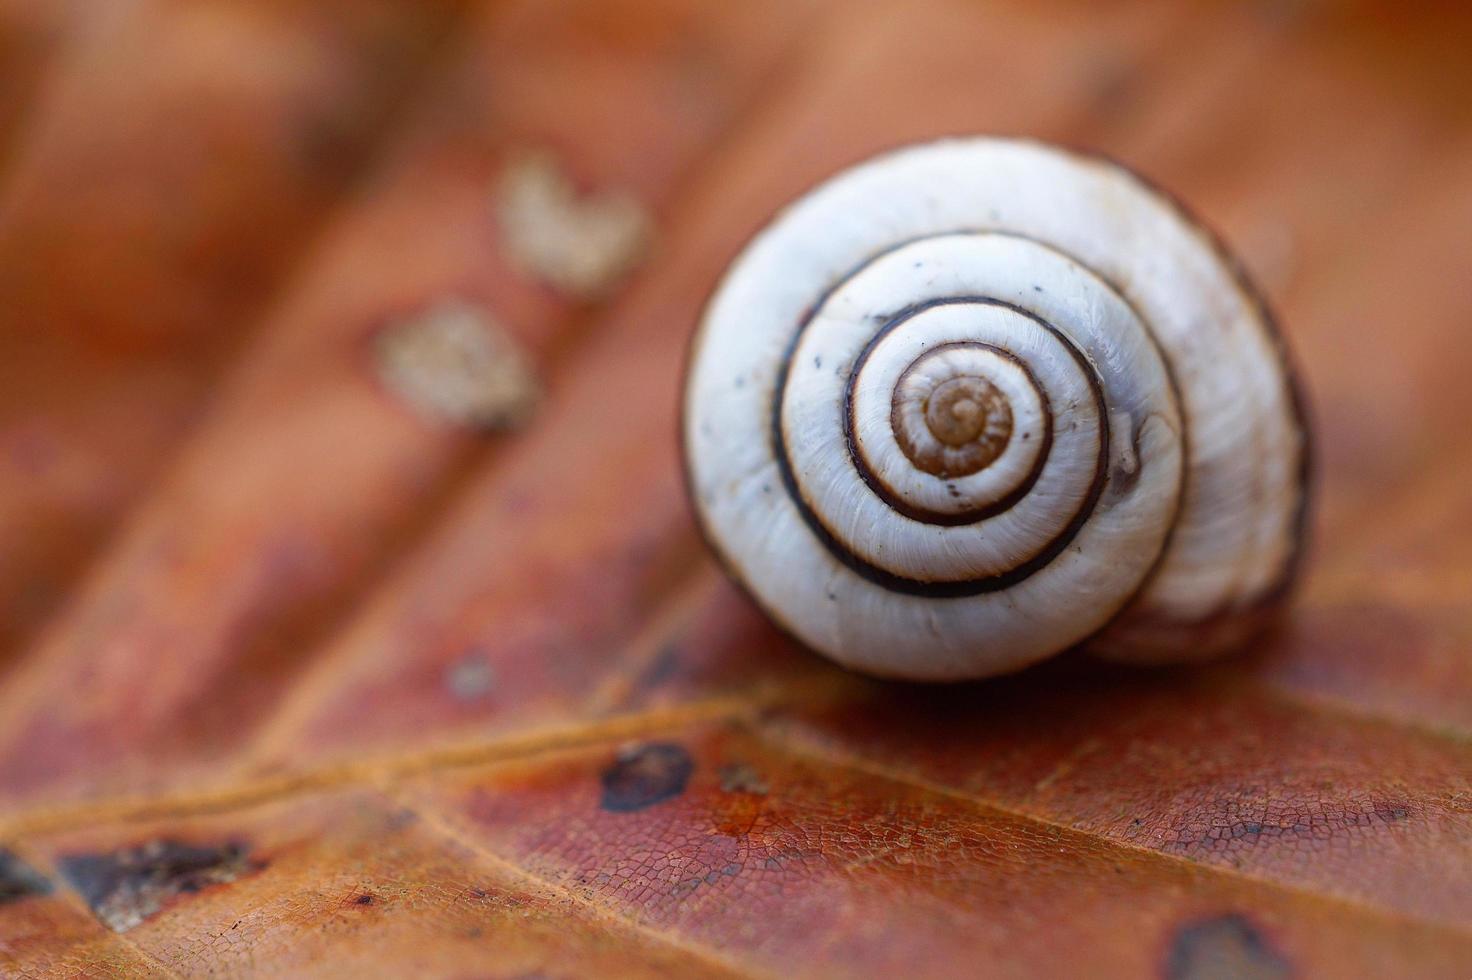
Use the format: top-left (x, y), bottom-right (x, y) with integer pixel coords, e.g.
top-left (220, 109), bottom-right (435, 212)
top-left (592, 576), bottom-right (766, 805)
top-left (1, 0), bottom-right (1470, 976)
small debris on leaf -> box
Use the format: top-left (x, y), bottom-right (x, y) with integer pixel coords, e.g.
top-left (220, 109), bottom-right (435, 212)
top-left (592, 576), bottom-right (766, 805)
top-left (374, 300), bottom-right (540, 432)
top-left (444, 649), bottom-right (496, 701)
top-left (495, 149), bottom-right (653, 299)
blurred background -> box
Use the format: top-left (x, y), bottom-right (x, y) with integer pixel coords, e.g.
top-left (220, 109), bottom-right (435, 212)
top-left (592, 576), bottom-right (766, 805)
top-left (0, 0), bottom-right (1470, 973)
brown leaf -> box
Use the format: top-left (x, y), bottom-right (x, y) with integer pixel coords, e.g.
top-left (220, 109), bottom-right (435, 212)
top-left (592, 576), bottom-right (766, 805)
top-left (1, 0), bottom-right (1470, 976)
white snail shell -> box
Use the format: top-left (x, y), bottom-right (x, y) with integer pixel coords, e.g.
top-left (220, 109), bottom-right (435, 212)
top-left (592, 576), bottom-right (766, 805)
top-left (683, 137), bottom-right (1310, 681)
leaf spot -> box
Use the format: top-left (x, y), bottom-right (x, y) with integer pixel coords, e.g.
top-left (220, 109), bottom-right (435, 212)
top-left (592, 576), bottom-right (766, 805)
top-left (0, 848), bottom-right (51, 904)
top-left (59, 839), bottom-right (259, 933)
top-left (600, 742), bottom-right (693, 813)
top-left (1165, 913), bottom-right (1291, 980)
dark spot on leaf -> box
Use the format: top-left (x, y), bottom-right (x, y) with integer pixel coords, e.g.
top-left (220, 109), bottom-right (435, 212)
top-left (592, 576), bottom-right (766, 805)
top-left (600, 742), bottom-right (694, 813)
top-left (58, 839), bottom-right (259, 933)
top-left (353, 892), bottom-right (376, 906)
top-left (1165, 914), bottom-right (1291, 980)
top-left (0, 848), bottom-right (51, 904)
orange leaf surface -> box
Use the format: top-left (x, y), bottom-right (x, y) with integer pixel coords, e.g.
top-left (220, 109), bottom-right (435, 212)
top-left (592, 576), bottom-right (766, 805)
top-left (1, 0), bottom-right (1470, 976)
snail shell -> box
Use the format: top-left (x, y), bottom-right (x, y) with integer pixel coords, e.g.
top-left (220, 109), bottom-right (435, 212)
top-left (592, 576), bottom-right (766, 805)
top-left (683, 137), bottom-right (1310, 681)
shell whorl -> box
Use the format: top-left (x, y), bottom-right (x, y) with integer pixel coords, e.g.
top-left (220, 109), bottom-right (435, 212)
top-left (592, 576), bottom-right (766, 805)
top-left (684, 138), bottom-right (1309, 680)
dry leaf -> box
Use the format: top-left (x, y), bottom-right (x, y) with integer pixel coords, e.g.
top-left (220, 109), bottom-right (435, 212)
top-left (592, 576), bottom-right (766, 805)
top-left (0, 0), bottom-right (1469, 976)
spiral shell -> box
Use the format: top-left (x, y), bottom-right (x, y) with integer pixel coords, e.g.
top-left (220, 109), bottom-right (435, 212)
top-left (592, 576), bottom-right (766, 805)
top-left (683, 137), bottom-right (1310, 680)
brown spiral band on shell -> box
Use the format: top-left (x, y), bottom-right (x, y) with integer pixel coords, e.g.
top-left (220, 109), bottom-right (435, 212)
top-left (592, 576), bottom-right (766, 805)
top-left (847, 336), bottom-right (1053, 527)
top-left (772, 294), bottom-right (1110, 597)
